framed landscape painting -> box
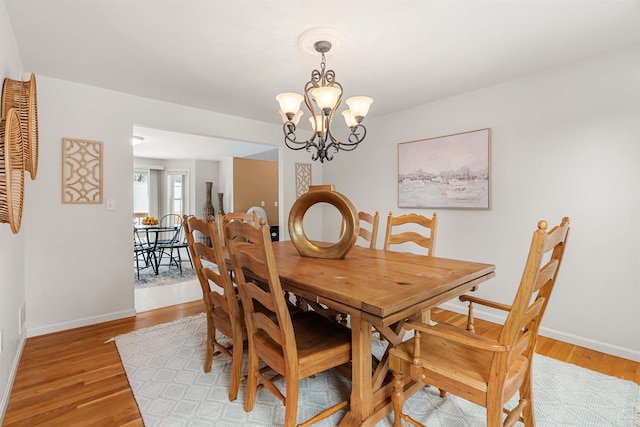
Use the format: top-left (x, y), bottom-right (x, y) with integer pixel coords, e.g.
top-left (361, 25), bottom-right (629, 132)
top-left (398, 128), bottom-right (491, 209)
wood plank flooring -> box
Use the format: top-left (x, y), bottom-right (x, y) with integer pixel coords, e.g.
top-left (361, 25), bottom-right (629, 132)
top-left (3, 303), bottom-right (638, 426)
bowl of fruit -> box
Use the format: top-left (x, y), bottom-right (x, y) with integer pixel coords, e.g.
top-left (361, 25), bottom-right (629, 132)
top-left (141, 216), bottom-right (158, 225)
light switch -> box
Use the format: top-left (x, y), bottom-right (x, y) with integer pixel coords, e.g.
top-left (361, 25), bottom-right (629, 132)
top-left (261, 201), bottom-right (265, 207)
top-left (106, 198), bottom-right (116, 211)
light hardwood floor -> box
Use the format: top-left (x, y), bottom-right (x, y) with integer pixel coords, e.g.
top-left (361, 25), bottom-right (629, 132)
top-left (3, 303), bottom-right (638, 426)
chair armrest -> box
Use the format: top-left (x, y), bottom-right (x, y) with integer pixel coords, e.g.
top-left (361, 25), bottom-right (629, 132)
top-left (459, 294), bottom-right (512, 312)
top-left (405, 321), bottom-right (509, 352)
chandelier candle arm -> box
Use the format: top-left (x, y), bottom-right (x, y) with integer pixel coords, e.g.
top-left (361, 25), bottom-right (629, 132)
top-left (276, 38), bottom-right (372, 163)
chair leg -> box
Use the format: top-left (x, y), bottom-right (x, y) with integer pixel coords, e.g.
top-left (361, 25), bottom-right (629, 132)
top-left (284, 376), bottom-right (299, 427)
top-left (203, 316), bottom-right (215, 373)
top-left (519, 367), bottom-right (535, 426)
top-left (392, 371), bottom-right (405, 427)
top-left (228, 335), bottom-right (244, 401)
top-left (148, 251), bottom-right (158, 274)
top-left (244, 347), bottom-right (259, 412)
top-left (485, 393), bottom-right (504, 427)
top-left (135, 253), bottom-right (140, 280)
top-left (157, 249), bottom-right (165, 270)
top-left (176, 248), bottom-right (183, 273)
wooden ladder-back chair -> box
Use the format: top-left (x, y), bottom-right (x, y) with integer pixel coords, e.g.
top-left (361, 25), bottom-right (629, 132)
top-left (383, 211), bottom-right (437, 255)
top-left (183, 214), bottom-right (246, 401)
top-left (359, 210), bottom-right (380, 249)
top-left (341, 210), bottom-right (380, 249)
top-left (225, 218), bottom-right (353, 427)
top-left (218, 210), bottom-right (258, 247)
top-left (389, 217), bottom-right (570, 427)
top-left (384, 211), bottom-right (438, 324)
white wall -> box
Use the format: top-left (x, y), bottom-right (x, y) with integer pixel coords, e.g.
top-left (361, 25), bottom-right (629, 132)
top-left (326, 47), bottom-right (640, 361)
top-left (0, 0), bottom-right (26, 417)
top-left (25, 76), bottom-right (321, 338)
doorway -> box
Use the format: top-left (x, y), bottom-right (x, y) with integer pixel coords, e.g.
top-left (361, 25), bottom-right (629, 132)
top-left (132, 125), bottom-right (281, 312)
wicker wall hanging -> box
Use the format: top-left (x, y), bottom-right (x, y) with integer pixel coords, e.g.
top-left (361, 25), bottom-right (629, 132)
top-left (1, 73), bottom-right (38, 179)
top-left (0, 108), bottom-right (25, 233)
top-left (62, 138), bottom-right (103, 204)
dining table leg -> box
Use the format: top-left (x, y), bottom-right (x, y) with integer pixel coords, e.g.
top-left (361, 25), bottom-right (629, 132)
top-left (340, 313), bottom-right (373, 427)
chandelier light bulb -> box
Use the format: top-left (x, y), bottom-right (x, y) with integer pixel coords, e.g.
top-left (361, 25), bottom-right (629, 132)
top-left (345, 96), bottom-right (373, 120)
top-left (342, 110), bottom-right (358, 128)
top-left (276, 93), bottom-right (304, 118)
top-left (309, 114), bottom-right (324, 133)
top-left (310, 86), bottom-right (341, 112)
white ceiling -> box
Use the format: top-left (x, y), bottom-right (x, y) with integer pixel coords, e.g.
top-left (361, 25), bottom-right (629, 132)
top-left (6, 0), bottom-right (639, 159)
top-left (131, 125), bottom-right (279, 161)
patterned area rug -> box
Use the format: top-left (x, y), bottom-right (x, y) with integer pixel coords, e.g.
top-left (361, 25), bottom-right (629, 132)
top-left (134, 262), bottom-right (197, 288)
top-left (134, 250), bottom-right (218, 288)
top-left (111, 314), bottom-right (640, 427)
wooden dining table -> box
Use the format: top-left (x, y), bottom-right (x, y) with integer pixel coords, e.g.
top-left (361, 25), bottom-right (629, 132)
top-left (258, 241), bottom-right (495, 426)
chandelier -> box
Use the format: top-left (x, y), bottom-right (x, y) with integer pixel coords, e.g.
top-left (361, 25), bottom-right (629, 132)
top-left (276, 40), bottom-right (373, 163)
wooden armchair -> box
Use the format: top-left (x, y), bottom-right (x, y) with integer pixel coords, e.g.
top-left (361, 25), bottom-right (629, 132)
top-left (389, 217), bottom-right (570, 427)
top-left (383, 211), bottom-right (437, 255)
top-left (183, 214), bottom-right (246, 401)
top-left (225, 218), bottom-right (353, 427)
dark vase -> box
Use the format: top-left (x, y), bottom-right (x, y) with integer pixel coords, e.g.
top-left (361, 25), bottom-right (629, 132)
top-left (217, 192), bottom-right (225, 215)
top-left (201, 182), bottom-right (215, 245)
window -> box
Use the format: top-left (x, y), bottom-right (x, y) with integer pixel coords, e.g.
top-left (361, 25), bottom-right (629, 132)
top-left (133, 170), bottom-right (149, 215)
top-left (166, 170), bottom-right (189, 219)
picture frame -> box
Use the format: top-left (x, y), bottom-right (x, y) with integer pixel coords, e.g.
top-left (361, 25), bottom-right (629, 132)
top-left (398, 128), bottom-right (491, 209)
top-left (62, 137), bottom-right (103, 204)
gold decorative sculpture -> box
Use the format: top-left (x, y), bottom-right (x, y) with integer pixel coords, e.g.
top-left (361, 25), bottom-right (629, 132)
top-left (288, 184), bottom-right (359, 259)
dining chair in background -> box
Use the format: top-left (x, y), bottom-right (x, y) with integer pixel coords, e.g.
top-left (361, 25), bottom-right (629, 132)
top-left (384, 211), bottom-right (438, 324)
top-left (158, 213), bottom-right (182, 242)
top-left (156, 218), bottom-right (193, 273)
top-left (383, 211), bottom-right (438, 255)
top-left (225, 218), bottom-right (353, 427)
top-left (183, 214), bottom-right (246, 401)
top-left (217, 210), bottom-right (258, 247)
top-left (341, 210), bottom-right (380, 249)
top-left (133, 228), bottom-right (155, 279)
top-left (389, 217), bottom-right (570, 427)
